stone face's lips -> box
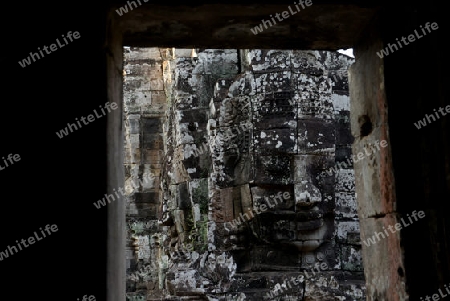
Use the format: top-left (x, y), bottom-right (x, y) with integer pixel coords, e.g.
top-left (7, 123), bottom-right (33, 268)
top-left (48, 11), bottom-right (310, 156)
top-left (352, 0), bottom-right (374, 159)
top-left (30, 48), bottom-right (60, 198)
top-left (289, 240), bottom-right (324, 251)
top-left (267, 206), bottom-right (327, 251)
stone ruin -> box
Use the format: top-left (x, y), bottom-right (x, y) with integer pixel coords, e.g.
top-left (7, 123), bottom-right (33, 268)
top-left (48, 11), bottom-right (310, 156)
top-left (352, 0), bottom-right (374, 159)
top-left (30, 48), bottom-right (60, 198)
top-left (123, 47), bottom-right (365, 300)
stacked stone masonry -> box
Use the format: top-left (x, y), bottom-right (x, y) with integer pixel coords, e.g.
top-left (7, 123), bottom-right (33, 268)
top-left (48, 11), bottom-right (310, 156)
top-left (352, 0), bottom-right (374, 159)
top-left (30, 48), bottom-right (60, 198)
top-left (123, 47), bottom-right (365, 300)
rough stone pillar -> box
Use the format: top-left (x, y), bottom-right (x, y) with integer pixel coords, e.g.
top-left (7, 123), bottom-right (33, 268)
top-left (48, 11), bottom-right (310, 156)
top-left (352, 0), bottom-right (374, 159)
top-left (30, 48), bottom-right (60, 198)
top-left (349, 18), bottom-right (408, 301)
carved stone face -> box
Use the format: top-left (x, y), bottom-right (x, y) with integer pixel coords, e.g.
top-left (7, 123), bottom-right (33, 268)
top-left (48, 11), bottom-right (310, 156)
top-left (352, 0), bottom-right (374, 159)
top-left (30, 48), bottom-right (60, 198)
top-left (211, 52), bottom-right (337, 270)
top-left (249, 92), bottom-right (336, 254)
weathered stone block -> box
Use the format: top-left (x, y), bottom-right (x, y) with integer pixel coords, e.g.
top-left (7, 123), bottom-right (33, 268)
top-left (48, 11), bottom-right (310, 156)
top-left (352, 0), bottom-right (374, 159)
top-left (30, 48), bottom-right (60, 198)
top-left (252, 95), bottom-right (296, 127)
top-left (124, 76), bottom-right (151, 92)
top-left (149, 90), bottom-right (167, 106)
top-left (127, 133), bottom-right (140, 149)
top-left (127, 115), bottom-right (140, 134)
top-left (336, 279), bottom-right (366, 301)
top-left (227, 71), bottom-right (257, 97)
top-left (142, 117), bottom-right (163, 133)
top-left (244, 245), bottom-right (301, 271)
top-left (124, 147), bottom-right (141, 164)
top-left (197, 49), bottom-right (238, 76)
top-left (248, 49), bottom-right (292, 73)
top-left (212, 78), bottom-right (237, 102)
top-left (291, 50), bottom-right (320, 72)
top-left (254, 155), bottom-right (293, 185)
top-left (335, 221), bottom-right (360, 244)
top-left (329, 69), bottom-right (350, 91)
top-left (298, 118), bottom-right (335, 154)
top-left (127, 202), bottom-right (159, 217)
top-left (219, 96), bottom-right (252, 127)
top-left (232, 271), bottom-right (305, 299)
top-left (215, 123), bottom-right (252, 153)
top-left (233, 154), bottom-right (252, 186)
top-left (293, 154), bottom-right (335, 183)
top-left (291, 73), bottom-right (333, 119)
top-left (335, 192), bottom-right (358, 219)
top-left (332, 94), bottom-right (350, 118)
top-left (143, 133), bottom-right (163, 149)
top-left (175, 57), bottom-right (204, 77)
top-left (174, 182), bottom-right (190, 210)
top-left (335, 169), bottom-right (355, 193)
top-left (335, 145), bottom-right (353, 166)
top-left (318, 51), bottom-right (354, 72)
top-left (150, 76), bottom-right (164, 92)
top-left (174, 94), bottom-right (200, 111)
top-left (124, 47), bottom-right (162, 61)
top-left (175, 48), bottom-right (195, 58)
top-left (254, 128), bottom-right (297, 155)
top-left (142, 149), bottom-right (163, 165)
top-left (166, 269), bottom-right (204, 295)
top-left (181, 150), bottom-right (210, 180)
top-left (334, 110), bottom-right (354, 146)
top-left (134, 192), bottom-right (160, 204)
top-left (255, 71), bottom-right (292, 94)
top-left (176, 108), bottom-right (208, 126)
top-left (168, 146), bottom-right (191, 184)
top-left (340, 245), bottom-right (364, 271)
top-left (304, 274), bottom-right (339, 300)
top-left (211, 187), bottom-right (234, 223)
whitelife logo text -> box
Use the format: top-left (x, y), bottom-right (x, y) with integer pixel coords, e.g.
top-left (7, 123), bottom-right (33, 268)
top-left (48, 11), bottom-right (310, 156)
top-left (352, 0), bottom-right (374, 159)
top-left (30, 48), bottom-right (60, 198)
top-left (18, 31), bottom-right (80, 68)
top-left (56, 102), bottom-right (118, 139)
top-left (362, 210), bottom-right (425, 247)
top-left (0, 224), bottom-right (58, 261)
top-left (0, 153), bottom-right (21, 171)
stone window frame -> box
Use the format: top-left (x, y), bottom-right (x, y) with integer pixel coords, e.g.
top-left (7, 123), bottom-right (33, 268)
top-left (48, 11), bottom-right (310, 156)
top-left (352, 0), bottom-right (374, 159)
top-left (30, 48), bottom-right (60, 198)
top-left (105, 4), bottom-right (402, 301)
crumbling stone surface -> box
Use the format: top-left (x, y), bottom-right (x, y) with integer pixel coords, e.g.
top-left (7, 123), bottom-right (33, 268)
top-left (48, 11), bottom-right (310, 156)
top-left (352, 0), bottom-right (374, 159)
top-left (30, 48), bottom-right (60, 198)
top-left (124, 47), bottom-right (364, 300)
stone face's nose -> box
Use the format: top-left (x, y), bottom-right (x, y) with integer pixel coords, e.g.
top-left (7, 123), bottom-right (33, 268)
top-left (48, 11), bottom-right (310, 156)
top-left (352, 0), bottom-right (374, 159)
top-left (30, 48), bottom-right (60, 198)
top-left (294, 181), bottom-right (322, 208)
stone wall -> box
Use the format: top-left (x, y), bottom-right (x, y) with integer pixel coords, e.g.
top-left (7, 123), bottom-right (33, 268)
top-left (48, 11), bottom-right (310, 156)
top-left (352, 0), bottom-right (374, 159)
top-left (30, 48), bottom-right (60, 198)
top-left (123, 47), bottom-right (365, 300)
top-left (123, 47), bottom-right (168, 299)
